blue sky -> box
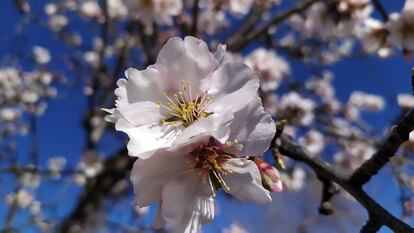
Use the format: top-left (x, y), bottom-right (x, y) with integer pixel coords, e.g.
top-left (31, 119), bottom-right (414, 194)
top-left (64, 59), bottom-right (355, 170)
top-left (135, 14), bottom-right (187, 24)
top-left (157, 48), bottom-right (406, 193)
top-left (0, 0), bottom-right (413, 232)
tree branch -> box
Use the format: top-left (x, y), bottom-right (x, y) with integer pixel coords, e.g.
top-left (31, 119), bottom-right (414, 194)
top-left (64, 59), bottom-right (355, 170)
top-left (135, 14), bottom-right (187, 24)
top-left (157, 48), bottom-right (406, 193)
top-left (227, 0), bottom-right (327, 51)
top-left (274, 134), bottom-right (414, 233)
top-left (350, 109), bottom-right (414, 187)
top-left (372, 0), bottom-right (389, 21)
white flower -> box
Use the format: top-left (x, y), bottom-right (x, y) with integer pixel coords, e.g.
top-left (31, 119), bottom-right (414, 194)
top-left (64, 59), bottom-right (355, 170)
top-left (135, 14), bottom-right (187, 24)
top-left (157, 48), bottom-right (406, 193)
top-left (125, 0), bottom-right (182, 27)
top-left (79, 1), bottom-right (102, 18)
top-left (105, 36), bottom-right (263, 159)
top-left (299, 130), bottom-right (325, 156)
top-left (277, 92), bottom-right (315, 126)
top-left (387, 0), bottom-right (414, 52)
top-left (334, 141), bottom-right (375, 174)
top-left (245, 48), bottom-right (290, 92)
top-left (223, 223), bottom-right (249, 233)
top-left (5, 190), bottom-right (34, 208)
top-left (397, 93), bottom-right (414, 109)
top-left (228, 0), bottom-right (254, 15)
top-left (349, 91), bottom-right (385, 112)
top-left (48, 156), bottom-right (67, 178)
top-left (280, 167), bottom-right (306, 192)
top-left (130, 99), bottom-right (275, 233)
top-left (0, 108), bottom-right (19, 121)
top-left (357, 18), bottom-right (390, 57)
top-left (33, 46), bottom-right (51, 64)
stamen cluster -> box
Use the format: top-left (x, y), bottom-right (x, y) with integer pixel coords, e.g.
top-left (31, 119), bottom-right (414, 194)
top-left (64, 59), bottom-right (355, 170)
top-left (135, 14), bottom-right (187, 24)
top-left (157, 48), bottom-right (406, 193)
top-left (157, 80), bottom-right (213, 127)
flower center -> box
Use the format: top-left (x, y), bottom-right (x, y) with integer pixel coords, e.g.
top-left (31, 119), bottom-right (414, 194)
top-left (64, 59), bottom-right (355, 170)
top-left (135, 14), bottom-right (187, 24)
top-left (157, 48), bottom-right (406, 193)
top-left (188, 139), bottom-right (238, 195)
top-left (157, 80), bottom-right (213, 127)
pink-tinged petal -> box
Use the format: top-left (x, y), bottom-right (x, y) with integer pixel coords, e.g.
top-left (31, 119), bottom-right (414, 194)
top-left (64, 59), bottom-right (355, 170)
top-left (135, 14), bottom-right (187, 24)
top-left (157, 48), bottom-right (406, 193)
top-left (117, 101), bottom-right (163, 126)
top-left (203, 63), bottom-right (260, 114)
top-left (170, 112), bottom-right (234, 151)
top-left (222, 159), bottom-right (271, 204)
top-left (130, 152), bottom-right (189, 207)
top-left (162, 171), bottom-right (215, 233)
top-left (228, 98), bottom-right (276, 156)
top-left (123, 67), bottom-right (162, 103)
top-left (156, 37), bottom-right (219, 91)
top-left (153, 204), bottom-right (167, 230)
top-left (115, 119), bottom-right (179, 159)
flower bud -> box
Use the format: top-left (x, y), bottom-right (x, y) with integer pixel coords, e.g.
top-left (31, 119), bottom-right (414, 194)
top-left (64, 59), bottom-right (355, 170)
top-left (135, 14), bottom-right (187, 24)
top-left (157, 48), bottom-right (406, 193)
top-left (253, 158), bottom-right (283, 192)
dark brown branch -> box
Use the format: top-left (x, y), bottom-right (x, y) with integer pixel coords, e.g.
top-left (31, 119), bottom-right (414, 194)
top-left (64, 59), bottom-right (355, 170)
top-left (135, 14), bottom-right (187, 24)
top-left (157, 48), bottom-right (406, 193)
top-left (275, 135), bottom-right (414, 233)
top-left (360, 214), bottom-right (383, 233)
top-left (318, 176), bottom-right (338, 215)
top-left (372, 0), bottom-right (389, 21)
top-left (58, 149), bottom-right (133, 233)
top-left (227, 0), bottom-right (327, 51)
top-left (350, 109), bottom-right (414, 187)
top-left (190, 0), bottom-right (200, 36)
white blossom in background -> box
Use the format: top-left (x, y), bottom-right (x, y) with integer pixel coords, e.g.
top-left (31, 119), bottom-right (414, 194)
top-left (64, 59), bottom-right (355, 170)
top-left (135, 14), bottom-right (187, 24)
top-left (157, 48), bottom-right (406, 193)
top-left (48, 156), bottom-right (67, 178)
top-left (105, 36), bottom-right (264, 159)
top-left (397, 93), bottom-right (414, 110)
top-left (198, 9), bottom-right (228, 35)
top-left (0, 108), bottom-right (19, 122)
top-left (299, 130), bottom-right (325, 156)
top-left (357, 18), bottom-right (391, 57)
top-left (33, 46), bottom-right (51, 64)
top-left (19, 171), bottom-right (41, 188)
top-left (280, 167), bottom-right (306, 192)
top-left (108, 0), bottom-right (128, 18)
top-left (222, 223), bottom-right (249, 233)
top-left (277, 92), bottom-right (315, 126)
top-left (333, 141), bottom-right (375, 174)
top-left (349, 91), bottom-right (385, 112)
top-left (387, 0), bottom-right (414, 53)
top-left (5, 189), bottom-right (34, 208)
top-left (124, 0), bottom-right (182, 33)
top-left (78, 150), bottom-right (103, 178)
top-left (245, 48), bottom-right (290, 92)
top-left (263, 94), bottom-right (278, 116)
top-left (79, 0), bottom-right (102, 19)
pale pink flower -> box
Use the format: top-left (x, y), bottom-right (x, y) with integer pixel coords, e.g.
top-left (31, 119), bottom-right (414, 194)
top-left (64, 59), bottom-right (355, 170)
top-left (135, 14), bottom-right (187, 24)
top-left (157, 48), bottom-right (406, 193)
top-left (349, 91), bottom-right (385, 112)
top-left (105, 36), bottom-right (263, 159)
top-left (280, 167), bottom-right (306, 192)
top-left (130, 99), bottom-right (275, 233)
top-left (277, 92), bottom-right (315, 126)
top-left (387, 0), bottom-right (414, 52)
top-left (245, 48), bottom-right (290, 92)
top-left (398, 93), bottom-right (414, 109)
top-left (223, 223), bottom-right (249, 233)
top-left (299, 130), bottom-right (325, 156)
top-left (125, 0), bottom-right (182, 32)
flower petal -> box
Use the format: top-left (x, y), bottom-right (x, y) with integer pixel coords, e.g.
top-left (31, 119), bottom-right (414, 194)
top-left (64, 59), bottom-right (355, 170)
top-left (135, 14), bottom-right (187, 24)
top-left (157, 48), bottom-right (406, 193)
top-left (203, 63), bottom-right (259, 114)
top-left (130, 151), bottom-right (189, 207)
top-left (170, 112), bottom-right (234, 151)
top-left (228, 98), bottom-right (276, 156)
top-left (122, 67), bottom-right (162, 103)
top-left (117, 101), bottom-right (163, 126)
top-left (115, 119), bottom-right (179, 159)
top-left (223, 159), bottom-right (271, 204)
top-left (156, 37), bottom-right (219, 91)
top-left (162, 171), bottom-right (215, 233)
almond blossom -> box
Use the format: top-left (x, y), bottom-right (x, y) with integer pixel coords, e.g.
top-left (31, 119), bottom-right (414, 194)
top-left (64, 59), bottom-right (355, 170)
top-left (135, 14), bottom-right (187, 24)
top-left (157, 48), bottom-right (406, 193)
top-left (245, 48), bottom-right (290, 92)
top-left (105, 36), bottom-right (262, 159)
top-left (387, 0), bottom-right (414, 53)
top-left (130, 98), bottom-right (277, 233)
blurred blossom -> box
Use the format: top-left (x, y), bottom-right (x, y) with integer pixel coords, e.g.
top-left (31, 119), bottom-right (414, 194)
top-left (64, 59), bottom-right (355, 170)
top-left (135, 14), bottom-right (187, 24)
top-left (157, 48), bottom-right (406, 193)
top-left (357, 18), bottom-right (391, 57)
top-left (125, 0), bottom-right (182, 33)
top-left (30, 201), bottom-right (42, 215)
top-left (19, 170), bottom-right (41, 188)
top-left (44, 3), bottom-right (58, 15)
top-left (108, 0), bottom-right (128, 18)
top-left (349, 91), bottom-right (385, 112)
top-left (398, 93), bottom-right (414, 110)
top-left (48, 156), bottom-right (67, 178)
top-left (33, 46), bottom-right (51, 64)
top-left (299, 130), bottom-right (325, 156)
top-left (73, 173), bottom-right (87, 186)
top-left (263, 94), bottom-right (278, 116)
top-left (334, 141), bottom-right (375, 173)
top-left (5, 189), bottom-right (34, 208)
top-left (79, 1), bottom-right (102, 19)
top-left (277, 92), bottom-right (315, 126)
top-left (280, 167), bottom-right (306, 192)
top-left (222, 223), bottom-right (249, 233)
top-left (48, 15), bottom-right (68, 32)
top-left (0, 108), bottom-right (19, 122)
top-left (199, 9), bottom-right (228, 34)
top-left (134, 205), bottom-right (150, 216)
top-left (245, 48), bottom-right (290, 92)
top-left (84, 51), bottom-right (99, 67)
top-left (387, 0), bottom-right (414, 53)
top-left (79, 151), bottom-right (103, 178)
